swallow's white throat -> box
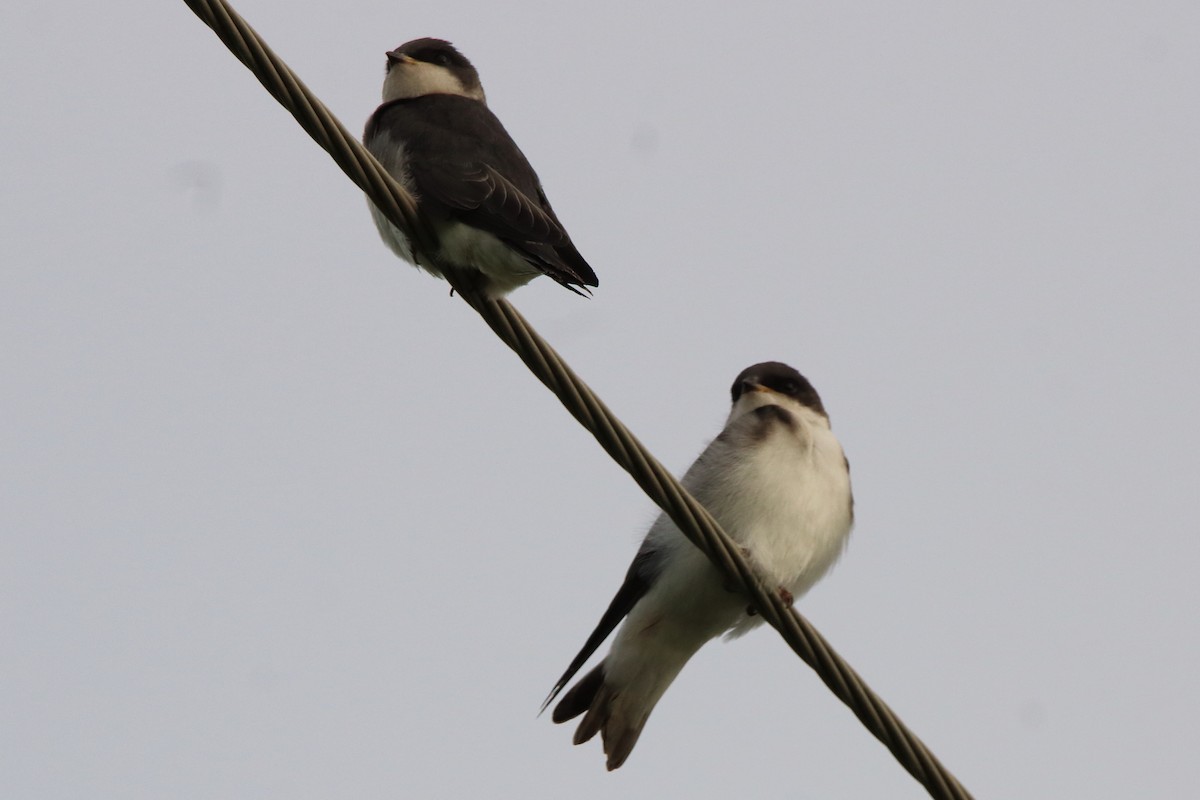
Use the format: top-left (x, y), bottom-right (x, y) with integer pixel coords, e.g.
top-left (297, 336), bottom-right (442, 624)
top-left (382, 61), bottom-right (485, 103)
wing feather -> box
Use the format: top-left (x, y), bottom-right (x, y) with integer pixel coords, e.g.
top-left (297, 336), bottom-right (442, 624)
top-left (540, 546), bottom-right (662, 713)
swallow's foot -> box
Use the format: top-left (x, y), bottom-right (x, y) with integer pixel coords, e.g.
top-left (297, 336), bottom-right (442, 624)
top-left (747, 588), bottom-right (792, 616)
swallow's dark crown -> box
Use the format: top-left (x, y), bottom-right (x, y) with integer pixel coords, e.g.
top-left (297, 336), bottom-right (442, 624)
top-left (730, 361), bottom-right (826, 416)
top-left (389, 38), bottom-right (474, 72)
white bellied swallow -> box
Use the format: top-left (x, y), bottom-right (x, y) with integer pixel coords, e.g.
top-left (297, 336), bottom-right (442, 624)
top-left (544, 362), bottom-right (854, 770)
top-left (363, 38), bottom-right (598, 298)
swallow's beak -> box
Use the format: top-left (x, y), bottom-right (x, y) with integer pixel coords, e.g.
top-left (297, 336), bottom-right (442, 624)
top-left (736, 380), bottom-right (772, 400)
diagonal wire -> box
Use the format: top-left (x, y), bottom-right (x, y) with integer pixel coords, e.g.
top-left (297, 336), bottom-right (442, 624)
top-left (179, 2), bottom-right (974, 797)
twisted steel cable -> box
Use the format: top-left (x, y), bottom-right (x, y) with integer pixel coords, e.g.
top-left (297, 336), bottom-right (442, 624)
top-left (180, 2), bottom-right (973, 797)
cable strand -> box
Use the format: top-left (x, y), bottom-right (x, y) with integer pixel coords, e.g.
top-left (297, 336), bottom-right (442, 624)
top-left (179, 2), bottom-right (973, 797)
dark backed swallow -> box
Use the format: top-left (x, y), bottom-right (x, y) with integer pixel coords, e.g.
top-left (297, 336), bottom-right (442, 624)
top-left (544, 362), bottom-right (854, 770)
top-left (363, 38), bottom-right (597, 298)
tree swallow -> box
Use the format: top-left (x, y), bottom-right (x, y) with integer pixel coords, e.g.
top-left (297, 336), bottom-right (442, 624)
top-left (363, 38), bottom-right (598, 298)
top-left (544, 362), bottom-right (854, 770)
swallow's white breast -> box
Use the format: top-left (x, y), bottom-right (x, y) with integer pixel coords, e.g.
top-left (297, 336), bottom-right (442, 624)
top-left (714, 407), bottom-right (853, 599)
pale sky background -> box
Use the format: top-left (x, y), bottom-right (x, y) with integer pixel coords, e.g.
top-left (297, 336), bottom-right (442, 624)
top-left (3, 2), bottom-right (1199, 798)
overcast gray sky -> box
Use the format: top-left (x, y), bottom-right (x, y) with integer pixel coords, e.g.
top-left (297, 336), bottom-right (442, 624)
top-left (4, 2), bottom-right (1199, 798)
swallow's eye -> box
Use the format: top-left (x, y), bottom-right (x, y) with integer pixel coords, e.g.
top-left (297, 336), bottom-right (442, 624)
top-left (772, 379), bottom-right (801, 398)
top-left (435, 53), bottom-right (451, 66)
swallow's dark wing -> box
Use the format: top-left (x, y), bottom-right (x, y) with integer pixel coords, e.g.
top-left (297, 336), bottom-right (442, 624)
top-left (540, 545), bottom-right (663, 714)
top-left (367, 96), bottom-right (598, 289)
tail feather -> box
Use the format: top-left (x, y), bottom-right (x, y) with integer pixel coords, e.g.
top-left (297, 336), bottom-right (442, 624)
top-left (603, 717), bottom-right (646, 772)
top-left (574, 693), bottom-right (607, 745)
top-left (552, 663), bottom-right (605, 725)
top-left (550, 660), bottom-right (652, 770)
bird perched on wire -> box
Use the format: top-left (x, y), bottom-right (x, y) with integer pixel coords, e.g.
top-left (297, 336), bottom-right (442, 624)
top-left (544, 361), bottom-right (854, 770)
top-left (363, 38), bottom-right (598, 299)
